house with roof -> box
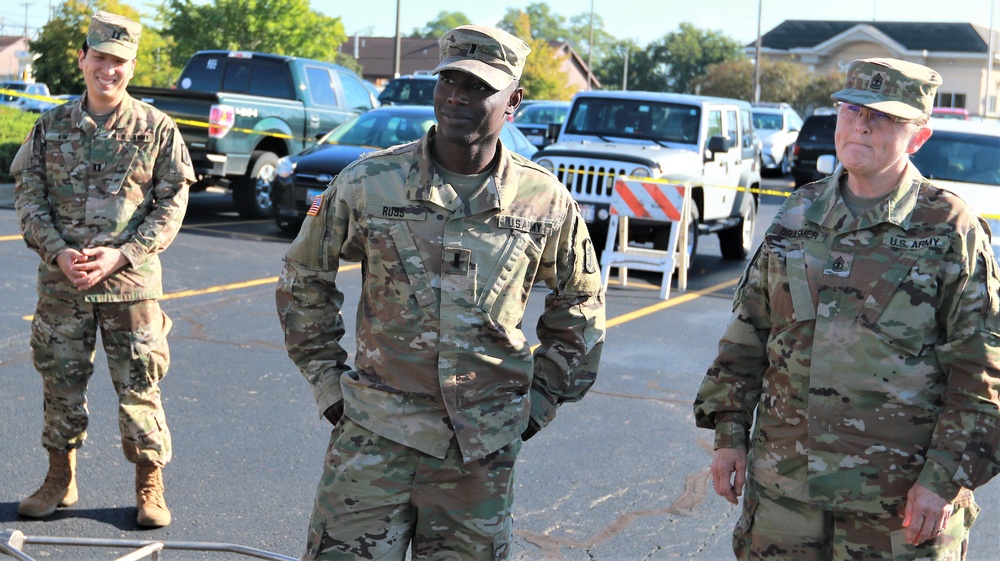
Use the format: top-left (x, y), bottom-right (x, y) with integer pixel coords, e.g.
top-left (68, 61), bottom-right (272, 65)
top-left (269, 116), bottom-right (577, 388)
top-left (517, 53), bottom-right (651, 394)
top-left (0, 35), bottom-right (31, 81)
top-left (339, 36), bottom-right (599, 96)
top-left (749, 21), bottom-right (1000, 118)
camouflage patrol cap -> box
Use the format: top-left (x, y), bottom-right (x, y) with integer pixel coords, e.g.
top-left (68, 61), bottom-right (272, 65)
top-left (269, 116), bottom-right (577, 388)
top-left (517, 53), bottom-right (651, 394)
top-left (432, 25), bottom-right (531, 91)
top-left (87, 11), bottom-right (141, 61)
top-left (831, 58), bottom-right (941, 120)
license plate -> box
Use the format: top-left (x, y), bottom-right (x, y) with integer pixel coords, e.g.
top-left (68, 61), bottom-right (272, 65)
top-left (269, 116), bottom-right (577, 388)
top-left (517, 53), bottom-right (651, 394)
top-left (579, 203), bottom-right (595, 222)
top-left (306, 188), bottom-right (325, 204)
top-left (527, 134), bottom-right (544, 145)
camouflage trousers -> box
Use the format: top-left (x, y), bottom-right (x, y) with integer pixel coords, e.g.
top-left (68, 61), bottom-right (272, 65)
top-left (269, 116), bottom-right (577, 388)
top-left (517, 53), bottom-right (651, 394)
top-left (734, 481), bottom-right (979, 560)
top-left (304, 417), bottom-right (521, 561)
top-left (30, 294), bottom-right (172, 466)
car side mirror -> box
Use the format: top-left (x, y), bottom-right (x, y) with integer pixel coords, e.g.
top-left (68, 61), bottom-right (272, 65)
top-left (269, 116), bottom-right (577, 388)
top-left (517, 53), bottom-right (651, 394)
top-left (706, 135), bottom-right (728, 161)
top-left (817, 154), bottom-right (838, 175)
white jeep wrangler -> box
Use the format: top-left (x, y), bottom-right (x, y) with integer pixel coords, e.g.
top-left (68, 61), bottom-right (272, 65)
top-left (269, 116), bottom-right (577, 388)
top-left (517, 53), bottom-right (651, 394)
top-left (532, 91), bottom-right (761, 261)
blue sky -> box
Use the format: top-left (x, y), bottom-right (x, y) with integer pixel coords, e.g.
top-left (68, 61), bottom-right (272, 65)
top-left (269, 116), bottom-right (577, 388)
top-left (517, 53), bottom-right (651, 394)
top-left (6, 0), bottom-right (997, 46)
top-left (327, 0), bottom-right (996, 45)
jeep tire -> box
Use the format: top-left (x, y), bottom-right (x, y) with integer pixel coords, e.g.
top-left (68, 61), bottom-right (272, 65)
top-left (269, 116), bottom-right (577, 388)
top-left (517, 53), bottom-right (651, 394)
top-left (719, 200), bottom-right (756, 260)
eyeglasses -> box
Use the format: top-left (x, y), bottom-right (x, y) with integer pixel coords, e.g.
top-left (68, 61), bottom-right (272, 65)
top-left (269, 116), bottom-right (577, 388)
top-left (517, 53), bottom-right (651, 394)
top-left (836, 102), bottom-right (916, 128)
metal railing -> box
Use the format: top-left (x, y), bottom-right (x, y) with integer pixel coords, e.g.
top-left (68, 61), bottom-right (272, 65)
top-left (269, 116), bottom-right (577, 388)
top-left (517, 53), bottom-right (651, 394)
top-left (0, 529), bottom-right (298, 561)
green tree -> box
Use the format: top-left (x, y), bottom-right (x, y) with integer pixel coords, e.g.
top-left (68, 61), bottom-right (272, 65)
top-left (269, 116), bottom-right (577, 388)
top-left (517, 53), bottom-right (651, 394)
top-left (796, 70), bottom-right (843, 116)
top-left (160, 0), bottom-right (347, 69)
top-left (499, 3), bottom-right (566, 42)
top-left (593, 39), bottom-right (643, 91)
top-left (691, 58), bottom-right (752, 99)
top-left (410, 11), bottom-right (470, 38)
top-left (693, 58), bottom-right (844, 117)
top-left (567, 12), bottom-right (614, 68)
top-left (509, 11), bottom-right (573, 101)
top-left (694, 59), bottom-right (807, 102)
top-left (498, 3), bottom-right (613, 90)
top-left (651, 23), bottom-right (745, 93)
top-left (30, 0), bottom-right (177, 94)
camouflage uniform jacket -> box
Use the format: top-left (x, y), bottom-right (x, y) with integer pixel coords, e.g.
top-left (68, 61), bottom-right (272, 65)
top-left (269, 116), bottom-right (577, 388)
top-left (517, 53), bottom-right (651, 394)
top-left (11, 92), bottom-right (194, 303)
top-left (277, 127), bottom-right (606, 463)
top-left (694, 164), bottom-right (1000, 513)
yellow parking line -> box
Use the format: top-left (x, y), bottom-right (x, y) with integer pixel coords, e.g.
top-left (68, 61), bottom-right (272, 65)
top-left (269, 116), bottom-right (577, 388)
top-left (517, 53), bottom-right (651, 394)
top-left (606, 278), bottom-right (739, 328)
top-left (159, 276), bottom-right (280, 300)
top-left (1, 234), bottom-right (23, 242)
top-left (184, 219), bottom-right (273, 228)
top-left (20, 263), bottom-right (363, 320)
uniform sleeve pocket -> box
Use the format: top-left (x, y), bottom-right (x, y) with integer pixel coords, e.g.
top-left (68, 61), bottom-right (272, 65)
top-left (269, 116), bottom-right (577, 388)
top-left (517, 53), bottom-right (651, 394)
top-left (980, 253), bottom-right (1000, 336)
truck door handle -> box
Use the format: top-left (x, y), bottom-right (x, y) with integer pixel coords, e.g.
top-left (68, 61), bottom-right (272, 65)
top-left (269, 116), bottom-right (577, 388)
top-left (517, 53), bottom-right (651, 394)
top-left (310, 115), bottom-right (320, 123)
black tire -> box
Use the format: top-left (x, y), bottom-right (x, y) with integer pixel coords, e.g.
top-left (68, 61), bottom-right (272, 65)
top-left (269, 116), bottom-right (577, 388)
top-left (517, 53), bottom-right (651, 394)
top-left (588, 223), bottom-right (609, 264)
top-left (233, 151), bottom-right (279, 219)
top-left (275, 215), bottom-right (303, 236)
top-left (719, 199), bottom-right (757, 260)
top-left (780, 150), bottom-right (792, 176)
top-left (651, 205), bottom-right (699, 269)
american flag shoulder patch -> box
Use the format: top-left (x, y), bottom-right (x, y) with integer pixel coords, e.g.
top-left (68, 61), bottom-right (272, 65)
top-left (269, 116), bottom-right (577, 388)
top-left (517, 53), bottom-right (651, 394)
top-left (307, 194), bottom-right (324, 216)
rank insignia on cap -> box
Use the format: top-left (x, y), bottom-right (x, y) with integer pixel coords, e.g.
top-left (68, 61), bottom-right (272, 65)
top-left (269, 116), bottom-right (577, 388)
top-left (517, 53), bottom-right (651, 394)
top-left (869, 72), bottom-right (885, 92)
top-left (307, 194), bottom-right (324, 216)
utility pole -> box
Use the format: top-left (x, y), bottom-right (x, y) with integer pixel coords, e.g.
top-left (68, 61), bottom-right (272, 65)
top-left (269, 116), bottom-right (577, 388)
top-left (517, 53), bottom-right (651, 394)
top-left (987, 0), bottom-right (997, 116)
top-left (622, 48), bottom-right (629, 91)
top-left (393, 0), bottom-right (401, 78)
top-left (587, 0), bottom-right (594, 91)
top-left (21, 1), bottom-right (32, 38)
top-left (752, 0), bottom-right (763, 104)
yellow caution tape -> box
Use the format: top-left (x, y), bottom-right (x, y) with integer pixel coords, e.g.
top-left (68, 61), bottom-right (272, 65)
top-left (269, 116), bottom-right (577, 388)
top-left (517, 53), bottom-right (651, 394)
top-left (557, 169), bottom-right (1000, 221)
top-left (1, 88), bottom-right (304, 142)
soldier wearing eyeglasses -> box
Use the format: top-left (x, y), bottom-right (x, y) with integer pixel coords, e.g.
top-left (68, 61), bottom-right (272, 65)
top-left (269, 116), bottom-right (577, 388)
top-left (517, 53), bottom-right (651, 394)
top-left (694, 57), bottom-right (1000, 560)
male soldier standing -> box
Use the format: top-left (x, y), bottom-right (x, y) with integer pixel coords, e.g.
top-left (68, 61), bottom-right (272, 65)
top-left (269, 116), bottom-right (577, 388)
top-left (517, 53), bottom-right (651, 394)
top-left (11, 11), bottom-right (193, 527)
top-left (277, 25), bottom-right (606, 560)
top-left (694, 58), bottom-right (1000, 559)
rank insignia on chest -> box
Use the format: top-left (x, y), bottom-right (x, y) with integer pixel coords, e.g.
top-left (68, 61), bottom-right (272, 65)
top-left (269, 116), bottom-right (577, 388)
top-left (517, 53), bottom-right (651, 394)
top-left (824, 252), bottom-right (853, 277)
top-left (444, 247), bottom-right (472, 275)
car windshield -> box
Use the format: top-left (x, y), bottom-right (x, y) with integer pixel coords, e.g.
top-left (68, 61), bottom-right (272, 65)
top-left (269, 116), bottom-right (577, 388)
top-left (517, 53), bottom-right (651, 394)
top-left (911, 130), bottom-right (1000, 186)
top-left (321, 112), bottom-right (435, 148)
top-left (378, 78), bottom-right (436, 105)
top-left (564, 98), bottom-right (701, 144)
top-left (514, 104), bottom-right (568, 125)
top-left (752, 113), bottom-right (783, 131)
top-left (1, 82), bottom-right (27, 102)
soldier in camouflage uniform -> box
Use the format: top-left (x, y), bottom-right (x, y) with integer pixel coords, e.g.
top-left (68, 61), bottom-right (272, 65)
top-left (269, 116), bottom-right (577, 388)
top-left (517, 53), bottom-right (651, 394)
top-left (276, 25), bottom-right (606, 561)
top-left (693, 58), bottom-right (1000, 560)
top-left (10, 11), bottom-right (194, 528)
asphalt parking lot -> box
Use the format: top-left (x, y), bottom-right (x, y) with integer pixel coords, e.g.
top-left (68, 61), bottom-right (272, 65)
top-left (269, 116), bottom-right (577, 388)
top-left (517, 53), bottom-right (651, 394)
top-left (2, 180), bottom-right (1000, 561)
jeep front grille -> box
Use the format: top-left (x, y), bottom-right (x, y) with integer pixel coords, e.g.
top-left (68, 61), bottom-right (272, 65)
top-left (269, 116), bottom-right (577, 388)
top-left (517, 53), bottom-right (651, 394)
top-left (547, 160), bottom-right (633, 200)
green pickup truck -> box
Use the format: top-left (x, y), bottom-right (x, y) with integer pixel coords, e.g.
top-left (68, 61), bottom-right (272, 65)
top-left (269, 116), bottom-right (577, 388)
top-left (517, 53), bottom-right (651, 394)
top-left (129, 50), bottom-right (377, 218)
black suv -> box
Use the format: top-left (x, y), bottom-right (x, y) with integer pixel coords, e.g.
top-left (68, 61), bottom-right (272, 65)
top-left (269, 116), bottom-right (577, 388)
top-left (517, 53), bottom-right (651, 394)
top-left (791, 114), bottom-right (837, 187)
top-left (377, 74), bottom-right (436, 106)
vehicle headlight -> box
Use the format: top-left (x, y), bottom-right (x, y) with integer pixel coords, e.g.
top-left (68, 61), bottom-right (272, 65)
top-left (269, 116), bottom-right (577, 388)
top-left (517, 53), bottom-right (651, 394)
top-left (629, 167), bottom-right (651, 178)
top-left (275, 156), bottom-right (296, 179)
top-left (535, 158), bottom-right (555, 173)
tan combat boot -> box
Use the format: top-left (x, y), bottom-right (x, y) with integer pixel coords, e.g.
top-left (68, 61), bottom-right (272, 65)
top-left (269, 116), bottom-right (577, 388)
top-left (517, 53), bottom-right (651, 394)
top-left (18, 448), bottom-right (79, 518)
top-left (136, 463), bottom-right (171, 527)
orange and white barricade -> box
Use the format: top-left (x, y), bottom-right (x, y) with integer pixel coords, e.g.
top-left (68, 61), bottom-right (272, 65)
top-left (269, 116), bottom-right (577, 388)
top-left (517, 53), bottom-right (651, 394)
top-left (600, 178), bottom-right (692, 300)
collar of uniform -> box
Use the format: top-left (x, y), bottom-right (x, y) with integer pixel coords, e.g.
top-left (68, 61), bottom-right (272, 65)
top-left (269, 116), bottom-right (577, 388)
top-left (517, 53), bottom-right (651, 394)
top-left (405, 125), bottom-right (516, 212)
top-left (72, 91), bottom-right (137, 132)
top-left (806, 163), bottom-right (922, 231)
